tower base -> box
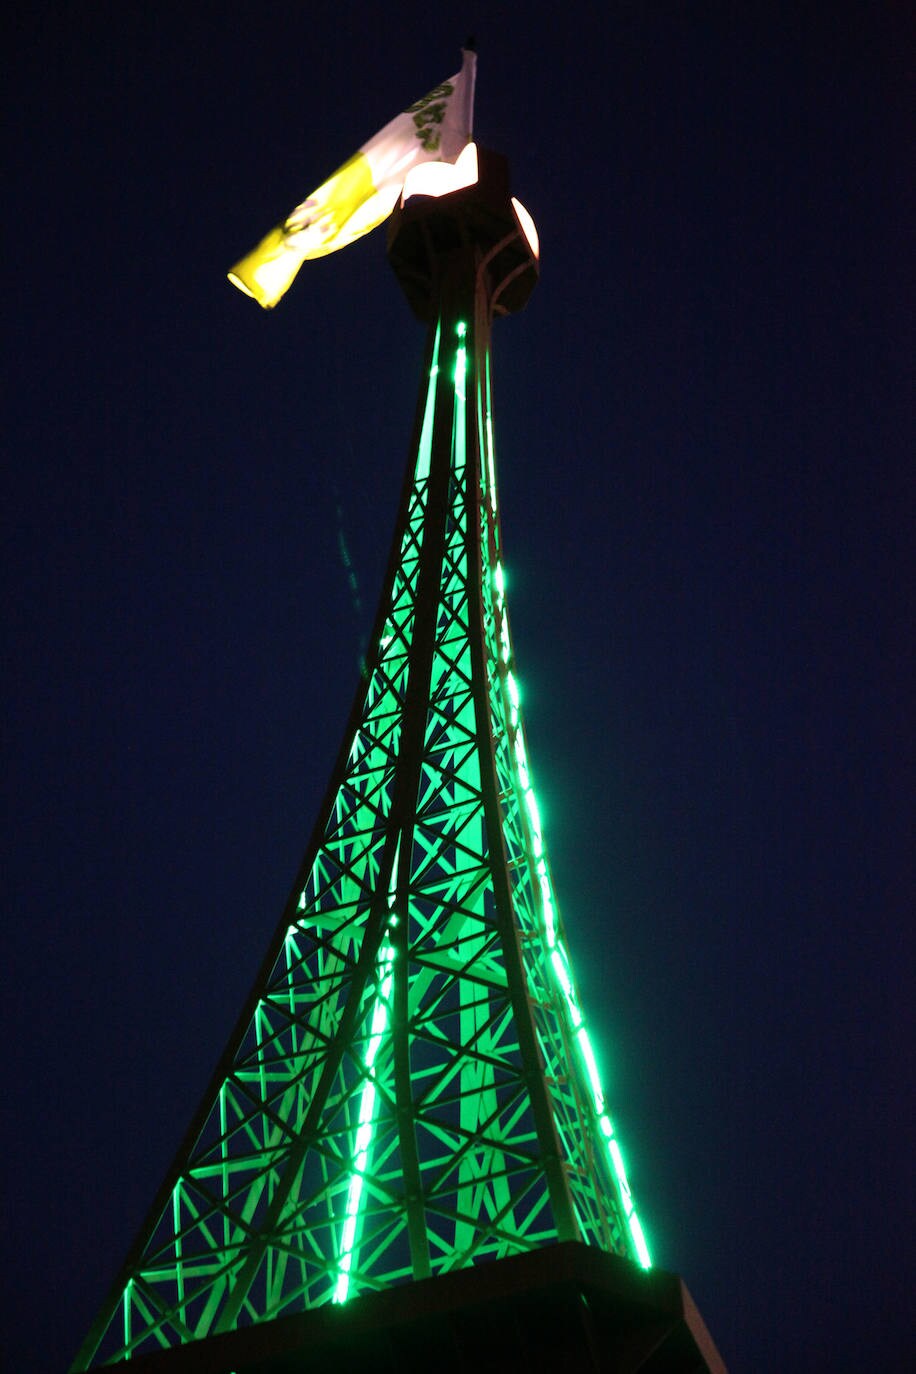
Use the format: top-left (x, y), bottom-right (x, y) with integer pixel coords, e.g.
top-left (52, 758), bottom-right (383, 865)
top-left (109, 1243), bottom-right (727, 1373)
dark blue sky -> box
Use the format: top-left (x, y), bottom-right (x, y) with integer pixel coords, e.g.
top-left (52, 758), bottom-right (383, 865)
top-left (5, 4), bottom-right (912, 1370)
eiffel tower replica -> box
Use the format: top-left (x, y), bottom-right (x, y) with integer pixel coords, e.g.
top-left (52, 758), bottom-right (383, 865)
top-left (71, 147), bottom-right (726, 1373)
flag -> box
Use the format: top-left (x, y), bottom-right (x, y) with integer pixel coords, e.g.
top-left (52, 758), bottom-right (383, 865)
top-left (228, 50), bottom-right (477, 308)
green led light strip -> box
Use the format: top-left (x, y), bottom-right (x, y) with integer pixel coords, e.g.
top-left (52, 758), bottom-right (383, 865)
top-left (454, 322), bottom-right (467, 466)
top-left (414, 321), bottom-right (442, 481)
top-left (485, 445), bottom-right (651, 1271)
top-left (333, 934), bottom-right (396, 1303)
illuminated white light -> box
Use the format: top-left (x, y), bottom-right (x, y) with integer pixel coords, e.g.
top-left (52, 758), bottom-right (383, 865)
top-left (511, 196), bottom-right (540, 258)
top-left (486, 415), bottom-right (497, 513)
top-left (388, 835), bottom-right (401, 907)
top-left (415, 322), bottom-right (441, 481)
top-left (454, 344), bottom-right (467, 401)
top-left (402, 141), bottom-right (479, 203)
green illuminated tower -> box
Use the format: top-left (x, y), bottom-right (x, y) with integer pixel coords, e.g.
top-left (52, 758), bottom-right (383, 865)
top-left (72, 150), bottom-right (725, 1373)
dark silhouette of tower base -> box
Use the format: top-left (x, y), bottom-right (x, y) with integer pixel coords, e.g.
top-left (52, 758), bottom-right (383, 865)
top-left (71, 148), bottom-right (726, 1373)
top-left (88, 1244), bottom-right (724, 1373)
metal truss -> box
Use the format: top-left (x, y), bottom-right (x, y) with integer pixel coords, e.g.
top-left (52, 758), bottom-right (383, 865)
top-left (72, 293), bottom-right (650, 1371)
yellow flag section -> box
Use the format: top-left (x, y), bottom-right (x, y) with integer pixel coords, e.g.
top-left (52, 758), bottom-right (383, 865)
top-left (229, 50), bottom-right (477, 308)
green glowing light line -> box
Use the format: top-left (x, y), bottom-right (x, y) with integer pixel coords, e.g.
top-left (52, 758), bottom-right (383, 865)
top-left (477, 346), bottom-right (488, 504)
top-left (415, 320), bottom-right (442, 482)
top-left (172, 1187), bottom-right (184, 1308)
top-left (334, 834), bottom-right (401, 1304)
top-left (484, 351), bottom-right (497, 516)
top-left (489, 546), bottom-right (652, 1270)
top-left (333, 934), bottom-right (396, 1303)
top-left (454, 320), bottom-right (468, 415)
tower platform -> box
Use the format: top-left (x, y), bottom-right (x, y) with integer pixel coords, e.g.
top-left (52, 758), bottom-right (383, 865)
top-left (95, 1242), bottom-right (726, 1373)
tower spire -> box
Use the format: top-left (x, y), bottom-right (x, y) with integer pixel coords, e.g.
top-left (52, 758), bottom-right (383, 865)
top-left (71, 148), bottom-right (659, 1373)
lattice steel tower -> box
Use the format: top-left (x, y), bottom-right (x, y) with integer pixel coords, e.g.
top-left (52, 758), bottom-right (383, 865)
top-left (72, 149), bottom-right (724, 1373)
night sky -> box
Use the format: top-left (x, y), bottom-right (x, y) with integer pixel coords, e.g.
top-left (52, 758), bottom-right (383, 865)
top-left (5, 5), bottom-right (912, 1371)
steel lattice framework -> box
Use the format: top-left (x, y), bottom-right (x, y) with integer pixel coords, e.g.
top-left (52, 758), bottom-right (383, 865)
top-left (72, 152), bottom-right (650, 1371)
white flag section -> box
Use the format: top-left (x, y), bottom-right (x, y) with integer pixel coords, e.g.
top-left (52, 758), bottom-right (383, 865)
top-left (229, 50), bottom-right (477, 308)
